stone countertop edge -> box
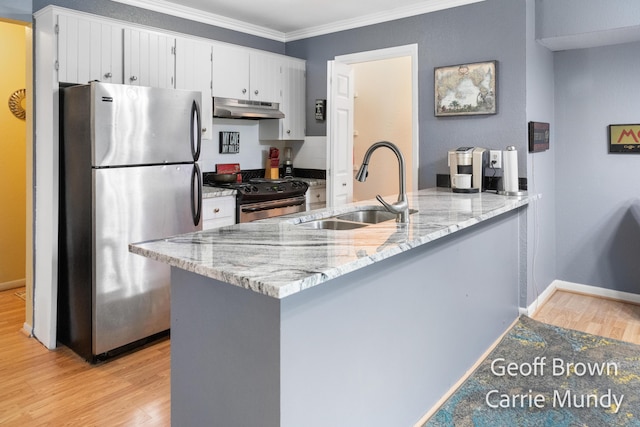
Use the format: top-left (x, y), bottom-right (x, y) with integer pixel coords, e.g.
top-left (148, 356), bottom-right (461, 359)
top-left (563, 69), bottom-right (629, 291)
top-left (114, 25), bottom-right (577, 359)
top-left (202, 187), bottom-right (236, 198)
top-left (130, 188), bottom-right (533, 299)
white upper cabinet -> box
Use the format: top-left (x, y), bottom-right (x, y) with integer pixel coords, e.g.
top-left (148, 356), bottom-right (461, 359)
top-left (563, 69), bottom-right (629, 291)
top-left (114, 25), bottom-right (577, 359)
top-left (57, 14), bottom-right (124, 84)
top-left (281, 57), bottom-right (306, 140)
top-left (212, 44), bottom-right (281, 102)
top-left (249, 51), bottom-right (282, 103)
top-left (211, 43), bottom-right (250, 100)
top-left (54, 9), bottom-right (306, 142)
top-left (260, 57), bottom-right (306, 140)
top-left (123, 28), bottom-right (175, 89)
top-left (175, 37), bottom-right (213, 140)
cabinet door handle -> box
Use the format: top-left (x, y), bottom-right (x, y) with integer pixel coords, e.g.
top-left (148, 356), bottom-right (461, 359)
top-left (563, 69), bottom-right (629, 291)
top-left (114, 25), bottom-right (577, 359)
top-left (286, 129), bottom-right (291, 134)
top-left (130, 76), bottom-right (138, 82)
top-left (254, 90), bottom-right (259, 95)
top-left (202, 128), bottom-right (207, 133)
top-left (242, 88), bottom-right (247, 94)
top-left (342, 183), bottom-right (347, 187)
top-left (104, 72), bottom-right (112, 79)
top-left (214, 208), bottom-right (220, 213)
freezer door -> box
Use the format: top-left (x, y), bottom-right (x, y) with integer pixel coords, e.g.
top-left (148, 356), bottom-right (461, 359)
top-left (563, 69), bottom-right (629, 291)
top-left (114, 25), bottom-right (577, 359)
top-left (93, 164), bottom-right (201, 355)
top-left (91, 82), bottom-right (202, 166)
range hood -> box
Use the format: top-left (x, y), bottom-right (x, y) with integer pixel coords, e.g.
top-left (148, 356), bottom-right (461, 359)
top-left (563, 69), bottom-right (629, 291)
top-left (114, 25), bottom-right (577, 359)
top-left (213, 97), bottom-right (285, 120)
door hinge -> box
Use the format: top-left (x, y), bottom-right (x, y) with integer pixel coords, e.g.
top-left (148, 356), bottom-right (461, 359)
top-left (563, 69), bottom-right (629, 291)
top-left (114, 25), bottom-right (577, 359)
top-left (54, 60), bottom-right (59, 71)
top-left (171, 46), bottom-right (176, 55)
top-left (54, 24), bottom-right (59, 34)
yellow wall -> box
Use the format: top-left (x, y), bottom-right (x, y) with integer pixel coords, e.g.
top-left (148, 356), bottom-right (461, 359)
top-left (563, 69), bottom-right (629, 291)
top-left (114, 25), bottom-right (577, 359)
top-left (0, 20), bottom-right (27, 287)
top-left (353, 57), bottom-right (413, 202)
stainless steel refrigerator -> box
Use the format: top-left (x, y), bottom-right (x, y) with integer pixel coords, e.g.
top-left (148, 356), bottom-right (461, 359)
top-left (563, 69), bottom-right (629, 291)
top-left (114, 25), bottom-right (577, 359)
top-left (58, 82), bottom-right (202, 362)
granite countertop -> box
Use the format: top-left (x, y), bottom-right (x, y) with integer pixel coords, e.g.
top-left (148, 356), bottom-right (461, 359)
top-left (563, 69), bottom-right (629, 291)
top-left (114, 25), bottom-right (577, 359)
top-left (296, 177), bottom-right (326, 187)
top-left (202, 186), bottom-right (236, 199)
top-left (130, 188), bottom-right (532, 299)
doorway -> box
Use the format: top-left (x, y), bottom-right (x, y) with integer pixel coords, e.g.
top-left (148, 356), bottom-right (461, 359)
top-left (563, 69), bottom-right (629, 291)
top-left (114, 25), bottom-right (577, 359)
top-left (326, 44), bottom-right (418, 207)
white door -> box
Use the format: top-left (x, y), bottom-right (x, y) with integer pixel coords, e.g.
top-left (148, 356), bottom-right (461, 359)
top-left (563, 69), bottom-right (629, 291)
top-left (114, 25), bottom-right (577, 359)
top-left (326, 61), bottom-right (354, 207)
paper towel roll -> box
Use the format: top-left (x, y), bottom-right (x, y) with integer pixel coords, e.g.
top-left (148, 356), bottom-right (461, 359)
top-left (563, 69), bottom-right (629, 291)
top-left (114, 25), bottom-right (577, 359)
top-left (503, 146), bottom-right (519, 193)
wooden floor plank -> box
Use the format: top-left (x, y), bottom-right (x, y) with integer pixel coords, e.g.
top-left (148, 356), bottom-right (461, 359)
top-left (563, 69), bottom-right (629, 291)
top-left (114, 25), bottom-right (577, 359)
top-left (532, 289), bottom-right (640, 344)
top-left (0, 288), bottom-right (170, 427)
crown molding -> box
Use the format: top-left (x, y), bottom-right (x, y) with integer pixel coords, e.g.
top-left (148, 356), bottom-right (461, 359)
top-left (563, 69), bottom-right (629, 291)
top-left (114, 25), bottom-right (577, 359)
top-left (110, 0), bottom-right (287, 41)
top-left (285, 0), bottom-right (485, 41)
top-left (110, 0), bottom-right (485, 43)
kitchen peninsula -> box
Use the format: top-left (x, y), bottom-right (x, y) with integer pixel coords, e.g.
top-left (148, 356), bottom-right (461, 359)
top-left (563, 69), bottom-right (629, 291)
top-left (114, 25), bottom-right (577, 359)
top-left (130, 188), bottom-right (531, 426)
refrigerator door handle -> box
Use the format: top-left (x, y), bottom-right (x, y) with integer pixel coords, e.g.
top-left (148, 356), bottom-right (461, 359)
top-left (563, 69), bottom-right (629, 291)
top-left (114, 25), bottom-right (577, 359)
top-left (191, 100), bottom-right (202, 161)
top-left (191, 163), bottom-right (202, 226)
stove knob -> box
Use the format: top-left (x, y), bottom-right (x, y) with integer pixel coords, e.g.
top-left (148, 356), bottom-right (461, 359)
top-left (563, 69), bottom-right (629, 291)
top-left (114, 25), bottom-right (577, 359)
top-left (252, 186), bottom-right (259, 192)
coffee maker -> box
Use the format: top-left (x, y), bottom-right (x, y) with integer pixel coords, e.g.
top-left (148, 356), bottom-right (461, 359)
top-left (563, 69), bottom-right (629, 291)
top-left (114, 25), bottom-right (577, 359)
top-left (448, 147), bottom-right (488, 193)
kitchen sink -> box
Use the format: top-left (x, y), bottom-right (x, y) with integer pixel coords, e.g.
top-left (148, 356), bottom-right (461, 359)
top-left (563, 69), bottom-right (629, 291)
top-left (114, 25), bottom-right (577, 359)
top-left (296, 207), bottom-right (418, 230)
top-left (334, 208), bottom-right (418, 224)
top-left (334, 210), bottom-right (398, 224)
top-left (298, 219), bottom-right (368, 230)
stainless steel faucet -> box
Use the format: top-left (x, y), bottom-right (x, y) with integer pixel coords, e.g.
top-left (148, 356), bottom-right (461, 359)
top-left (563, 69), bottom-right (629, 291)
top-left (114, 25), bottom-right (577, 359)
top-left (355, 141), bottom-right (410, 223)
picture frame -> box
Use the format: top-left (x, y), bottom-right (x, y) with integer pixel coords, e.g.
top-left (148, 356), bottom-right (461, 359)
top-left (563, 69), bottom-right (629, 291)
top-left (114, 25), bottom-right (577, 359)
top-left (219, 131), bottom-right (240, 154)
top-left (528, 121), bottom-right (550, 152)
top-left (434, 60), bottom-right (497, 117)
top-left (608, 124), bottom-right (640, 153)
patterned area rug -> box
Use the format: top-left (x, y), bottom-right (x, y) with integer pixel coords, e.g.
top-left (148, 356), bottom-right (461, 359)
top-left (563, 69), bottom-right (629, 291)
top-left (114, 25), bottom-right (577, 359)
top-left (424, 316), bottom-right (640, 426)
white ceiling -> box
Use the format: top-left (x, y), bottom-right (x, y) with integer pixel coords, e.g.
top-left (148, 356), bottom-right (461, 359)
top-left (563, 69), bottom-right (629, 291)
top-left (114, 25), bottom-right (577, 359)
top-left (113, 0), bottom-right (484, 41)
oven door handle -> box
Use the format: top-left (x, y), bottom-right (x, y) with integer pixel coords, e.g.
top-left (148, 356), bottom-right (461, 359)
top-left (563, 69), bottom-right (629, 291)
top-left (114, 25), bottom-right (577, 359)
top-left (241, 197), bottom-right (306, 213)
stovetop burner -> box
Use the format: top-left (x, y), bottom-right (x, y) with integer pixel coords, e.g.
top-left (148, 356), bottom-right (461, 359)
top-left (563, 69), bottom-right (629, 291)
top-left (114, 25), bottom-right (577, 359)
top-left (203, 174), bottom-right (308, 203)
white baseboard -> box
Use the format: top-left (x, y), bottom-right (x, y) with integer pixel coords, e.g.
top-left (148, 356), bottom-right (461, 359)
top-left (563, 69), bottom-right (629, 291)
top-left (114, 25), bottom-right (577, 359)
top-left (22, 322), bottom-right (33, 337)
top-left (554, 280), bottom-right (640, 304)
top-left (521, 280), bottom-right (640, 316)
top-left (520, 281), bottom-right (558, 316)
top-left (0, 279), bottom-right (26, 292)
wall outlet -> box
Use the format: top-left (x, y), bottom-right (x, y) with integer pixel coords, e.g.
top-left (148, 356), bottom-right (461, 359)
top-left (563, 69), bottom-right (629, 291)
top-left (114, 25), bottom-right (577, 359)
top-left (489, 150), bottom-right (502, 168)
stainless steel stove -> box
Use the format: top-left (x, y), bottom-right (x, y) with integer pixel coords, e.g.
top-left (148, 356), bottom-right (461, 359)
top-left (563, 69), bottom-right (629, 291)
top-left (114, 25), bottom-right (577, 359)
top-left (204, 176), bottom-right (308, 222)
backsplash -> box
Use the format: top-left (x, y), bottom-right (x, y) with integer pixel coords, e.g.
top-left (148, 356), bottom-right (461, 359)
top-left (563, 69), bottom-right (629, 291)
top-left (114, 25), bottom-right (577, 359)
top-left (202, 120), bottom-right (327, 176)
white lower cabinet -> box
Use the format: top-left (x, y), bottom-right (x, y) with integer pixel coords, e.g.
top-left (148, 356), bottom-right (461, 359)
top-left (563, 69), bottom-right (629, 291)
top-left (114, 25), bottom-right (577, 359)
top-left (202, 196), bottom-right (236, 229)
top-left (306, 186), bottom-right (326, 210)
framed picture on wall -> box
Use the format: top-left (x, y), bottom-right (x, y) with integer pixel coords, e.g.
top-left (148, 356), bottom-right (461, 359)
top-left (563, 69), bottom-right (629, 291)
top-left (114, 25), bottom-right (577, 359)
top-left (434, 60), bottom-right (497, 117)
top-left (609, 124), bottom-right (640, 153)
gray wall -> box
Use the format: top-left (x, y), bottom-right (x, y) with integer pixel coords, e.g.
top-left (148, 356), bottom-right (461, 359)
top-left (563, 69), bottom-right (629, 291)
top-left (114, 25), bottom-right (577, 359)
top-left (524, 0), bottom-right (556, 306)
top-left (0, 0), bottom-right (32, 22)
top-left (554, 41), bottom-right (640, 294)
top-left (32, 0), bottom-right (285, 53)
top-left (285, 0), bottom-right (528, 190)
top-left (536, 0), bottom-right (640, 41)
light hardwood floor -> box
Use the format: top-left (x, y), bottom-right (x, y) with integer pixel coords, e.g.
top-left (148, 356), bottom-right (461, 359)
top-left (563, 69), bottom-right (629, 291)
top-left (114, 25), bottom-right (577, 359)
top-left (0, 288), bottom-right (170, 426)
top-left (2, 287), bottom-right (640, 426)
top-left (531, 289), bottom-right (640, 345)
